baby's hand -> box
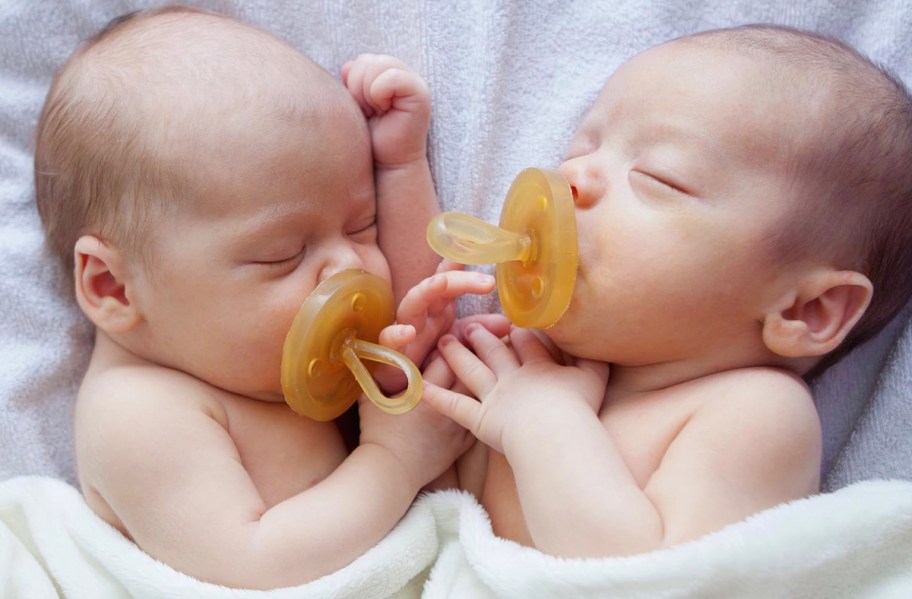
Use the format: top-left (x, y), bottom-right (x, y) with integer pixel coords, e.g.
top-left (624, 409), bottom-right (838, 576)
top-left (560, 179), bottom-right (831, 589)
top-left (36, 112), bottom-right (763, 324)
top-left (424, 325), bottom-right (610, 455)
top-left (342, 54), bottom-right (430, 168)
top-left (358, 354), bottom-right (474, 490)
top-left (375, 261), bottom-right (501, 391)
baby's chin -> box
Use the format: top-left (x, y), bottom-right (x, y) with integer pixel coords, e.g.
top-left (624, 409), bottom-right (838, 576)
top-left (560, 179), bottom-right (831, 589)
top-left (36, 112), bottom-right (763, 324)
top-left (542, 321), bottom-right (604, 362)
top-left (259, 392), bottom-right (289, 404)
top-left (540, 323), bottom-right (578, 355)
top-left (214, 379), bottom-right (286, 404)
top-left (251, 387), bottom-right (288, 403)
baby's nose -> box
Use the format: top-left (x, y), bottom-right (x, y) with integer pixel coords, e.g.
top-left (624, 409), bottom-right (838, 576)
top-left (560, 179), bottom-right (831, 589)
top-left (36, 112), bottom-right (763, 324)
top-left (559, 157), bottom-right (604, 208)
top-left (318, 242), bottom-right (364, 283)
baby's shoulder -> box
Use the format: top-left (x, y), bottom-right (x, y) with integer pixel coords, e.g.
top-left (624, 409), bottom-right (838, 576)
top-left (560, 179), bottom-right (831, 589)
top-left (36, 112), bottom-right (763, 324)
top-left (696, 366), bottom-right (814, 412)
top-left (73, 361), bottom-right (236, 511)
top-left (681, 367), bottom-right (820, 460)
top-left (76, 359), bottom-right (229, 436)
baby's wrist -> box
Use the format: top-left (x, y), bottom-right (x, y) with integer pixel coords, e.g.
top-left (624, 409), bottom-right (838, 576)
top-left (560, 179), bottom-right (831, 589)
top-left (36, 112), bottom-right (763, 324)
top-left (356, 440), bottom-right (424, 493)
top-left (374, 150), bottom-right (430, 173)
top-left (501, 400), bottom-right (595, 459)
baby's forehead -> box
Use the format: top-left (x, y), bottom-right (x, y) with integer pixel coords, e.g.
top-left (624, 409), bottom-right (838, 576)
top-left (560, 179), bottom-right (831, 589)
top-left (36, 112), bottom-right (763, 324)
top-left (589, 37), bottom-right (838, 140)
top-left (591, 42), bottom-right (799, 116)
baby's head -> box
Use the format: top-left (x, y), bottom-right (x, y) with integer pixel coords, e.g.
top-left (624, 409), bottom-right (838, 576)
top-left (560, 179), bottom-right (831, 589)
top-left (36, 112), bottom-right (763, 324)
top-left (550, 25), bottom-right (912, 377)
top-left (35, 6), bottom-right (389, 400)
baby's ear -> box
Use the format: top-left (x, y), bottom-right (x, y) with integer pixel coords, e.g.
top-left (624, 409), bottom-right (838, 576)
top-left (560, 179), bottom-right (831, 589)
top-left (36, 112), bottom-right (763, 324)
top-left (762, 269), bottom-right (872, 359)
top-left (73, 235), bottom-right (141, 334)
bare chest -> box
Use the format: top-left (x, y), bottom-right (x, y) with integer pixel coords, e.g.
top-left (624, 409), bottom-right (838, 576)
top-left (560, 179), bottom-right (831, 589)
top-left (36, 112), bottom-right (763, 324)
top-left (217, 396), bottom-right (348, 508)
top-left (598, 391), bottom-right (700, 487)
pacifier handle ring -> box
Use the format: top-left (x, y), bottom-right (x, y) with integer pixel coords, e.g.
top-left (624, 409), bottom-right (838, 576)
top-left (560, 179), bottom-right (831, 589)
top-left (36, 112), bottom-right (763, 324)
top-left (281, 269), bottom-right (422, 421)
top-left (342, 338), bottom-right (423, 415)
top-left (427, 212), bottom-right (532, 266)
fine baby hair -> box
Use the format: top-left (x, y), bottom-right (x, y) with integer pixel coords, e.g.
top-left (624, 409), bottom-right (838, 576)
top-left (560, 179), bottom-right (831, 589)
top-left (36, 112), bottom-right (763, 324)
top-left (685, 25), bottom-right (912, 375)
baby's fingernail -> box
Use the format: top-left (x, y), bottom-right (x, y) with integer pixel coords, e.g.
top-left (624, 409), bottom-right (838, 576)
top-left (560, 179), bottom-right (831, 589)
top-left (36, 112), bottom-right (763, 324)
top-left (465, 323), bottom-right (480, 335)
top-left (439, 334), bottom-right (455, 347)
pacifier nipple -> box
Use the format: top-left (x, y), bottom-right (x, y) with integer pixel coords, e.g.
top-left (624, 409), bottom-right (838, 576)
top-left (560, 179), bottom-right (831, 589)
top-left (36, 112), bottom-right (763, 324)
top-left (426, 168), bottom-right (577, 328)
top-left (281, 269), bottom-right (422, 421)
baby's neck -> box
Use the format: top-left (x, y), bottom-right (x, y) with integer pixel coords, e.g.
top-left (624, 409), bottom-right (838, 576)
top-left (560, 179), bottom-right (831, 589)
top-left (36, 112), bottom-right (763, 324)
top-left (605, 361), bottom-right (703, 400)
top-left (605, 352), bottom-right (786, 400)
top-left (85, 329), bottom-right (148, 373)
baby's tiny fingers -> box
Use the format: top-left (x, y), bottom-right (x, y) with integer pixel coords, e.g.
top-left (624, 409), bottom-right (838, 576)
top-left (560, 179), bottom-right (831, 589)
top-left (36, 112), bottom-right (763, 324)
top-left (435, 259), bottom-right (465, 274)
top-left (422, 382), bottom-right (480, 434)
top-left (452, 314), bottom-right (511, 341)
top-left (437, 333), bottom-right (498, 397)
top-left (464, 324), bottom-right (520, 375)
top-left (342, 57), bottom-right (375, 116)
top-left (508, 327), bottom-right (555, 364)
top-left (422, 352), bottom-right (456, 389)
top-left (369, 67), bottom-right (430, 114)
top-left (378, 324), bottom-right (416, 349)
top-left (396, 273), bottom-right (446, 325)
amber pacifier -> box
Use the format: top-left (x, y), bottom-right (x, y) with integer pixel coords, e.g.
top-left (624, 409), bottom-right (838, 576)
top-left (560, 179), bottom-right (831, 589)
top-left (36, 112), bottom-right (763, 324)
top-left (426, 168), bottom-right (577, 328)
top-left (281, 269), bottom-right (422, 421)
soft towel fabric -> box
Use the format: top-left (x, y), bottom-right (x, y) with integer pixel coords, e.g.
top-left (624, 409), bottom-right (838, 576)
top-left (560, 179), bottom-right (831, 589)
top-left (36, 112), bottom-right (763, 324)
top-left (2, 476), bottom-right (912, 598)
top-left (421, 481), bottom-right (912, 599)
top-left (0, 476), bottom-right (432, 598)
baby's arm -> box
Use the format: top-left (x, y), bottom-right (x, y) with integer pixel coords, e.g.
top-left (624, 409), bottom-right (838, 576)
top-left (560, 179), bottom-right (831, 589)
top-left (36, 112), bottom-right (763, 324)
top-left (82, 371), bottom-right (469, 589)
top-left (343, 54), bottom-right (440, 303)
top-left (621, 369), bottom-right (822, 549)
top-left (425, 326), bottom-right (821, 557)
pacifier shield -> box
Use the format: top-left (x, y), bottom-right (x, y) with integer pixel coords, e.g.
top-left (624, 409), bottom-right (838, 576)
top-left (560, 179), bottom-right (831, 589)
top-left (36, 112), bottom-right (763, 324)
top-left (281, 269), bottom-right (394, 421)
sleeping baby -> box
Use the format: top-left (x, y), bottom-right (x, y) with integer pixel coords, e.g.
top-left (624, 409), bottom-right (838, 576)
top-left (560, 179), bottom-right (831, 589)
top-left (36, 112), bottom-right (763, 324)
top-left (33, 4), bottom-right (499, 589)
top-left (422, 24), bottom-right (912, 557)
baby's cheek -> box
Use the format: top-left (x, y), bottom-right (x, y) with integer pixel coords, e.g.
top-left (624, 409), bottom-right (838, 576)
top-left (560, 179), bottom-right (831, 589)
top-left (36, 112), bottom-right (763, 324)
top-left (246, 329), bottom-right (287, 388)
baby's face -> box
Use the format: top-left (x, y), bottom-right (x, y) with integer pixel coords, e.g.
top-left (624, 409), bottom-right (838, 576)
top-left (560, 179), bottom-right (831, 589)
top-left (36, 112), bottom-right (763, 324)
top-left (547, 40), bottom-right (813, 364)
top-left (129, 94), bottom-right (389, 402)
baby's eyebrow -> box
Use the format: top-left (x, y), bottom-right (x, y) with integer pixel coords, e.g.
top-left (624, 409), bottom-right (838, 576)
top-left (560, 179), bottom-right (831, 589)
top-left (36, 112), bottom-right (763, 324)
top-left (225, 203), bottom-right (315, 250)
top-left (640, 121), bottom-right (728, 164)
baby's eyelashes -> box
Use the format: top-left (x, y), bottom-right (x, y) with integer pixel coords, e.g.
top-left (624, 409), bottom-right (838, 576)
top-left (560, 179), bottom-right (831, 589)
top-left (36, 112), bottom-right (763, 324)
top-left (629, 169), bottom-right (695, 199)
top-left (253, 246), bottom-right (306, 271)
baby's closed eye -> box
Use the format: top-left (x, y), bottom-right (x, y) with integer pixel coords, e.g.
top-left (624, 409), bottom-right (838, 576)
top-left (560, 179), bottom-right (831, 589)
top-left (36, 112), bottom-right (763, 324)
top-left (629, 169), bottom-right (693, 197)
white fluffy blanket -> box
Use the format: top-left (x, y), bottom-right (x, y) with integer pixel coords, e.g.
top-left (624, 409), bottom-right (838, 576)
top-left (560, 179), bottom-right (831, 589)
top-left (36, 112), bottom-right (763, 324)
top-left (2, 476), bottom-right (912, 598)
top-left (2, 0), bottom-right (912, 596)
